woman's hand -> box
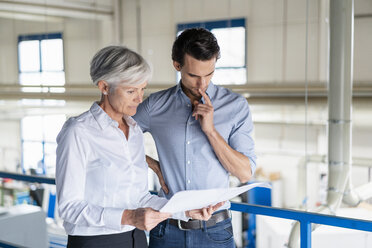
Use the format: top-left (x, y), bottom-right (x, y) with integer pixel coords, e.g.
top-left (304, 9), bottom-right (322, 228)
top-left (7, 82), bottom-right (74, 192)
top-left (122, 208), bottom-right (171, 231)
top-left (185, 201), bottom-right (225, 221)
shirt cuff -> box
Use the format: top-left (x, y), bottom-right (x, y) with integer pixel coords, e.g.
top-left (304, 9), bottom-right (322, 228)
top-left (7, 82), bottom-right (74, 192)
top-left (249, 158), bottom-right (256, 176)
top-left (171, 211), bottom-right (190, 222)
top-left (103, 207), bottom-right (125, 231)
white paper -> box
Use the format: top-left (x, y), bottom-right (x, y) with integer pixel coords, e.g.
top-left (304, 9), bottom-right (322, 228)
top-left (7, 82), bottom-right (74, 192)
top-left (159, 182), bottom-right (271, 213)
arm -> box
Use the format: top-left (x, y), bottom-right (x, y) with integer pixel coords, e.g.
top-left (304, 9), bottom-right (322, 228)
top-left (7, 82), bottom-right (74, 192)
top-left (203, 129), bottom-right (252, 183)
top-left (146, 155), bottom-right (169, 194)
top-left (56, 123), bottom-right (123, 231)
top-left (193, 89), bottom-right (254, 183)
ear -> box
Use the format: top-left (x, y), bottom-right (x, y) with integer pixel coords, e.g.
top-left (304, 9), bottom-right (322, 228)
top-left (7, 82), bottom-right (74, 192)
top-left (97, 80), bottom-right (109, 95)
top-left (173, 61), bottom-right (181, 71)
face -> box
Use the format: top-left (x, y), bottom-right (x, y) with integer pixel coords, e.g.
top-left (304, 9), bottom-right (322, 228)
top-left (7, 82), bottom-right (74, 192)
top-left (107, 81), bottom-right (147, 116)
top-left (174, 54), bottom-right (216, 100)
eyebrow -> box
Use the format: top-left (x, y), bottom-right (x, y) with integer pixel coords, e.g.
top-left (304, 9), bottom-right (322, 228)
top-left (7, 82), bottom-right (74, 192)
top-left (188, 70), bottom-right (214, 77)
top-left (123, 85), bottom-right (147, 90)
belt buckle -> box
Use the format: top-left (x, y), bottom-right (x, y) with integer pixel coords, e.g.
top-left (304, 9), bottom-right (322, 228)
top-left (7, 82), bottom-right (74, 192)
top-left (177, 220), bottom-right (187, 231)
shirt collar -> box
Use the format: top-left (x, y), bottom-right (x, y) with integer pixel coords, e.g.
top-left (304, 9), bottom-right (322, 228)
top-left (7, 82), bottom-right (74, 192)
top-left (123, 115), bottom-right (137, 127)
top-left (90, 102), bottom-right (137, 130)
top-left (174, 81), bottom-right (216, 103)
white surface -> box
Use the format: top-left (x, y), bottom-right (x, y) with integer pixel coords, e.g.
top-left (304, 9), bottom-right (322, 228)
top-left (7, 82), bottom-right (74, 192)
top-left (160, 182), bottom-right (271, 213)
top-left (0, 204), bottom-right (48, 248)
top-left (0, 206), bottom-right (8, 216)
top-left (256, 207), bottom-right (372, 248)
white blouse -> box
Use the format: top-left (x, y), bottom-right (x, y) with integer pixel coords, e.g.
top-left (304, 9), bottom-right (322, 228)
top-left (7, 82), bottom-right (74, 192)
top-left (56, 102), bottom-right (184, 236)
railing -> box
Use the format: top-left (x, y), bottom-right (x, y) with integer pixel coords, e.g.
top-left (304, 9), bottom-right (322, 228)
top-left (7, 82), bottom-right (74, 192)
top-left (1, 171), bottom-right (372, 248)
top-left (0, 240), bottom-right (27, 248)
top-left (230, 203), bottom-right (372, 248)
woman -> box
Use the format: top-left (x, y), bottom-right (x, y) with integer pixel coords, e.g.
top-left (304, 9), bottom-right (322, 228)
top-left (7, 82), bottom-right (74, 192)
top-left (56, 46), bottom-right (222, 248)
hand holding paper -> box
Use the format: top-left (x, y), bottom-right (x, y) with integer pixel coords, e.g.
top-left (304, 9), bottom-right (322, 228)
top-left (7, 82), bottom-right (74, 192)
top-left (160, 182), bottom-right (271, 214)
top-left (186, 201), bottom-right (225, 221)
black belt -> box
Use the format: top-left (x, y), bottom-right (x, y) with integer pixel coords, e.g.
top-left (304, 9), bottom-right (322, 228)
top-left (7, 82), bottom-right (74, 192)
top-left (169, 209), bottom-right (231, 230)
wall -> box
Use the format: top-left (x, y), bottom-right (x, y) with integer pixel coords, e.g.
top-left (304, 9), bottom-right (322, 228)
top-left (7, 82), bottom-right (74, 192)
top-left (1, 0), bottom-right (371, 85)
top-left (0, 121), bottom-right (21, 172)
top-left (119, 0), bottom-right (331, 85)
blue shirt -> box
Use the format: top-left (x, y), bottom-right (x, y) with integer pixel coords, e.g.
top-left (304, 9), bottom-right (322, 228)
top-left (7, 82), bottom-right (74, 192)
top-left (133, 82), bottom-right (256, 203)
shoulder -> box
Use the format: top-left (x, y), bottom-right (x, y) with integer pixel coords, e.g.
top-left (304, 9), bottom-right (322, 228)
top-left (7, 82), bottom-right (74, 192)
top-left (144, 85), bottom-right (177, 111)
top-left (214, 85), bottom-right (248, 107)
top-left (57, 110), bottom-right (93, 143)
top-left (147, 85), bottom-right (177, 102)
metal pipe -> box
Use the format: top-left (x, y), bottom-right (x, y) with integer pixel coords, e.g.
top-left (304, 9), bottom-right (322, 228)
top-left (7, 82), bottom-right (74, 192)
top-left (288, 0), bottom-right (354, 247)
top-left (327, 0), bottom-right (354, 211)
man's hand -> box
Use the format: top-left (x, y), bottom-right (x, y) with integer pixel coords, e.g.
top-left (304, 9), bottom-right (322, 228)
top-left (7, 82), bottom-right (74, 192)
top-left (146, 156), bottom-right (169, 194)
top-left (186, 201), bottom-right (225, 221)
top-left (192, 89), bottom-right (215, 135)
top-left (122, 208), bottom-right (171, 231)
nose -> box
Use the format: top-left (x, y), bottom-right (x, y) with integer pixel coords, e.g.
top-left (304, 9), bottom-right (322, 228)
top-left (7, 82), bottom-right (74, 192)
top-left (135, 92), bottom-right (143, 103)
top-left (198, 77), bottom-right (207, 88)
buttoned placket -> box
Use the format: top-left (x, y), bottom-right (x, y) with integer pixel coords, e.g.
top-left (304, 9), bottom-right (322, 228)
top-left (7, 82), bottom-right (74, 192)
top-left (185, 104), bottom-right (194, 190)
top-left (114, 122), bottom-right (135, 208)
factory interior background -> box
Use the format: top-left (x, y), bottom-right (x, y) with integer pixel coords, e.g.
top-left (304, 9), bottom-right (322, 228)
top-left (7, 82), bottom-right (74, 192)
top-left (0, 0), bottom-right (371, 247)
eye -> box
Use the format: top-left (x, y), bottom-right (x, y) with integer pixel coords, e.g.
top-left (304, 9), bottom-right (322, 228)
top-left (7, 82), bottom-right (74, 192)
top-left (127, 90), bottom-right (134, 94)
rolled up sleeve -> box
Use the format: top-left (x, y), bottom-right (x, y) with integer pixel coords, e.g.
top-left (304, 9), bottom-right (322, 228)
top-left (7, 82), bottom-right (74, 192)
top-left (228, 99), bottom-right (257, 176)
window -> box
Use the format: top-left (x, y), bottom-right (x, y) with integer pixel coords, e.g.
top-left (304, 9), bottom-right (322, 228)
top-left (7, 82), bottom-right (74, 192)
top-left (177, 18), bottom-right (246, 85)
top-left (21, 114), bottom-right (66, 176)
top-left (18, 33), bottom-right (65, 87)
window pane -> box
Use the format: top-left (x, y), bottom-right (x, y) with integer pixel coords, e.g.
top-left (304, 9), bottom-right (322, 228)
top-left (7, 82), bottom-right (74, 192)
top-left (22, 141), bottom-right (43, 173)
top-left (19, 72), bottom-right (42, 85)
top-left (21, 116), bottom-right (43, 141)
top-left (44, 142), bottom-right (57, 176)
top-left (40, 71), bottom-right (65, 86)
top-left (41, 39), bottom-right (64, 71)
top-left (19, 99), bottom-right (43, 106)
top-left (213, 68), bottom-right (246, 85)
top-left (212, 27), bottom-right (246, 68)
top-left (19, 40), bottom-right (40, 72)
top-left (43, 115), bottom-right (66, 142)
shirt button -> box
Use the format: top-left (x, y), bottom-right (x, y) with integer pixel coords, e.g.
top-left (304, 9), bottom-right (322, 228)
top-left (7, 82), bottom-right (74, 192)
top-left (187, 141), bottom-right (190, 145)
top-left (187, 180), bottom-right (191, 184)
top-left (187, 160), bottom-right (191, 164)
top-left (187, 104), bottom-right (191, 107)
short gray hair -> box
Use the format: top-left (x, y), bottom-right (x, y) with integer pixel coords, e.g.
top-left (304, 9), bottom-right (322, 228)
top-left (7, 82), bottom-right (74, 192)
top-left (90, 45), bottom-right (151, 87)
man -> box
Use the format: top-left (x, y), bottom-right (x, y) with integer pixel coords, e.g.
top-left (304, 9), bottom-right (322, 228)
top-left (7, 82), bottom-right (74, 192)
top-left (133, 28), bottom-right (256, 248)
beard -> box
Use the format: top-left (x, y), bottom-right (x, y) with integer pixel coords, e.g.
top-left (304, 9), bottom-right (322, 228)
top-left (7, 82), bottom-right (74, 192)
top-left (190, 88), bottom-right (202, 98)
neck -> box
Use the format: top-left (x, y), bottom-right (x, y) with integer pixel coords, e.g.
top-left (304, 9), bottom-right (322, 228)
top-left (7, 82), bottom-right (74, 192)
top-left (98, 99), bottom-right (125, 125)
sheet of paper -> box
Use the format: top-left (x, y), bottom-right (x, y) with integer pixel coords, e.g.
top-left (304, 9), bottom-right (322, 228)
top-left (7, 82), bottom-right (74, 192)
top-left (159, 182), bottom-right (271, 213)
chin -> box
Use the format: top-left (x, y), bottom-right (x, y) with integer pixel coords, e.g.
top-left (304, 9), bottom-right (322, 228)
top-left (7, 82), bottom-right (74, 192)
top-left (128, 110), bottom-right (137, 116)
top-left (191, 90), bottom-right (201, 96)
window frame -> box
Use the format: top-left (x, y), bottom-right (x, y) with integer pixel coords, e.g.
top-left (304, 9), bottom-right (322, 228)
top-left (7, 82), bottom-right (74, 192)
top-left (17, 32), bottom-right (65, 86)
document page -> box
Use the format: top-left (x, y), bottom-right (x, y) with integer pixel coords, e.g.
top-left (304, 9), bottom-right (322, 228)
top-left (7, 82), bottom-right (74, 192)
top-left (159, 182), bottom-right (271, 213)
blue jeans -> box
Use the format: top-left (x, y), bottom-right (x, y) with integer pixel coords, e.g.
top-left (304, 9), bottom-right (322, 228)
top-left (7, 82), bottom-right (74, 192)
top-left (149, 217), bottom-right (235, 248)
